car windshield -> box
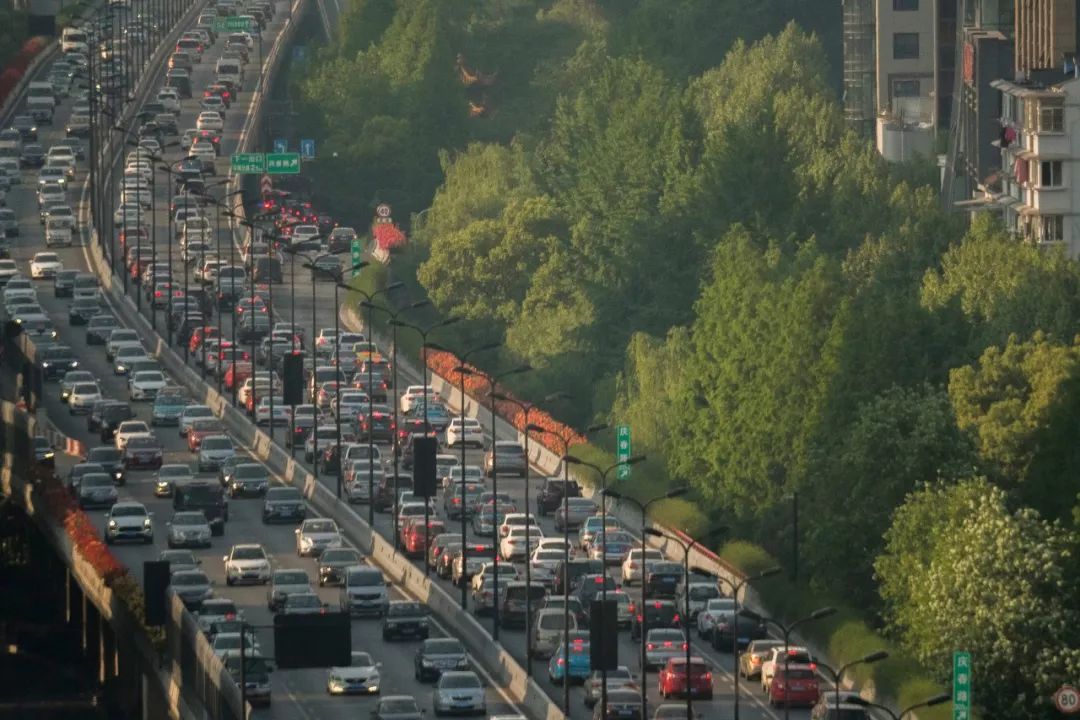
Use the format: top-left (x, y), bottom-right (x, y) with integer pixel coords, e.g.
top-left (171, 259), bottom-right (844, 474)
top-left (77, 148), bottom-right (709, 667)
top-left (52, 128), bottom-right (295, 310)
top-left (440, 674), bottom-right (480, 689)
top-left (276, 571), bottom-right (307, 585)
top-left (426, 639), bottom-right (463, 654)
top-left (160, 465), bottom-right (192, 478)
top-left (235, 464), bottom-right (267, 478)
top-left (381, 699), bottom-right (419, 714)
top-left (688, 586), bottom-right (719, 600)
top-left (162, 550), bottom-right (197, 565)
top-left (73, 383), bottom-right (99, 393)
top-left (202, 438), bottom-right (232, 450)
top-left (172, 572), bottom-right (208, 586)
top-left (111, 505), bottom-right (145, 517)
top-left (322, 549), bottom-right (359, 563)
top-left (305, 520), bottom-right (335, 533)
top-left (267, 488), bottom-right (302, 501)
top-left (173, 513), bottom-right (205, 525)
top-left (82, 476), bottom-right (113, 488)
top-left (287, 593), bottom-right (321, 608)
top-left (388, 602), bottom-right (424, 617)
top-left (232, 547), bottom-right (265, 560)
top-left (88, 448), bottom-right (121, 463)
top-left (351, 652), bottom-right (374, 666)
top-left (127, 437), bottom-right (159, 449)
top-left (347, 570), bottom-right (381, 586)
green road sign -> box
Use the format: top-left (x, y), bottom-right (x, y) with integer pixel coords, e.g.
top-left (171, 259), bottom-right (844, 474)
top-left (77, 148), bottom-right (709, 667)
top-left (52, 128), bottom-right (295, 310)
top-left (212, 16), bottom-right (250, 32)
top-left (616, 425), bottom-right (631, 480)
top-left (351, 238), bottom-right (363, 277)
top-left (953, 651), bottom-right (972, 720)
top-left (266, 153), bottom-right (301, 175)
top-left (230, 152), bottom-right (265, 174)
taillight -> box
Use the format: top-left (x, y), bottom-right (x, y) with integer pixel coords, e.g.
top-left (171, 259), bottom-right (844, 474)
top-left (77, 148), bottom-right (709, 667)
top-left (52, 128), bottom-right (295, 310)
top-left (646, 643), bottom-right (655, 650)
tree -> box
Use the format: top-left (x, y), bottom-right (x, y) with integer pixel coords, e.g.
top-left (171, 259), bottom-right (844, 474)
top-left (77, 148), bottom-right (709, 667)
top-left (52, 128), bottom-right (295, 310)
top-left (876, 478), bottom-right (1080, 719)
top-left (947, 331), bottom-right (1080, 520)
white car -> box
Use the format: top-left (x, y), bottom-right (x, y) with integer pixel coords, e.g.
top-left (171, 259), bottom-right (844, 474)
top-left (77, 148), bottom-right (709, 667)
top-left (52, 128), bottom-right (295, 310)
top-left (696, 597), bottom-right (736, 639)
top-left (334, 391), bottom-right (369, 420)
top-left (190, 141), bottom-right (216, 171)
top-left (327, 651), bottom-right (382, 695)
top-left (104, 501), bottom-right (153, 544)
top-left (157, 90), bottom-right (181, 113)
top-left (529, 548), bottom-right (564, 585)
top-left (211, 631), bottom-right (261, 660)
top-left (295, 518), bottom-right (343, 557)
top-left (114, 421), bottom-right (151, 450)
top-left (200, 95), bottom-right (227, 115)
top-left (446, 417), bottom-right (483, 448)
top-left (289, 224), bottom-right (320, 247)
top-left (195, 111), bottom-right (224, 131)
top-left (113, 344), bottom-right (150, 374)
top-left (29, 251), bottom-right (63, 279)
top-left (224, 543), bottom-right (272, 585)
top-left (68, 381), bottom-right (102, 414)
top-left (432, 672), bottom-right (486, 716)
top-left (254, 396), bottom-right (290, 426)
top-left (130, 370), bottom-right (167, 400)
top-left (760, 646), bottom-right (814, 692)
top-left (621, 548), bottom-right (665, 585)
top-left (179, 404), bottom-right (214, 435)
top-left (0, 259), bottom-right (19, 283)
top-left (500, 526), bottom-right (545, 562)
top-left (105, 329), bottom-right (140, 360)
top-left (400, 386), bottom-right (441, 414)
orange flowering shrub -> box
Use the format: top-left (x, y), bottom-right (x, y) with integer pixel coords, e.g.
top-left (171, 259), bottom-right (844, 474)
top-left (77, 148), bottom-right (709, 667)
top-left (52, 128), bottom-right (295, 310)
top-left (0, 37), bottom-right (49, 108)
top-left (41, 480), bottom-right (127, 585)
top-left (427, 350), bottom-right (586, 451)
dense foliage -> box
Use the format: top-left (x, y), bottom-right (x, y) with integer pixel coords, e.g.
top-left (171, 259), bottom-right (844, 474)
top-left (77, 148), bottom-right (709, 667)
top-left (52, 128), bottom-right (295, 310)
top-left (297, 2), bottom-right (1080, 714)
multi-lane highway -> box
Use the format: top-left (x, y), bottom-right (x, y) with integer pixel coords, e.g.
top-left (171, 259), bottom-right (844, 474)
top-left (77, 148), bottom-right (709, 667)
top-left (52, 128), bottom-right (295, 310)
top-left (0, 0), bottom-right (821, 718)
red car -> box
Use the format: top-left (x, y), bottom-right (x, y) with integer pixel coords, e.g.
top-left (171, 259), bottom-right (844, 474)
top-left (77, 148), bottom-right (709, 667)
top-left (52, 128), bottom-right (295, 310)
top-left (224, 361), bottom-right (253, 391)
top-left (403, 520), bottom-right (446, 557)
top-left (658, 657), bottom-right (713, 700)
top-left (186, 419), bottom-right (225, 452)
top-left (768, 664), bottom-right (819, 707)
top-left (189, 325), bottom-right (220, 353)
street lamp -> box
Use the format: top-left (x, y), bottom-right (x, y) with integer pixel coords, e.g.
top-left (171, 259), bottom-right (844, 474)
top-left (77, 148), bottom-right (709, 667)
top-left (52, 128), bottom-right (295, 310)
top-left (362, 299), bottom-right (431, 543)
top-left (453, 362), bottom-right (531, 637)
top-left (737, 605), bottom-right (838, 720)
top-left (345, 281), bottom-right (404, 524)
top-left (425, 340), bottom-right (501, 599)
top-left (816, 651), bottom-right (889, 717)
top-left (602, 486), bottom-right (688, 717)
top-left (528, 420), bottom-right (606, 717)
top-left (854, 693), bottom-right (952, 720)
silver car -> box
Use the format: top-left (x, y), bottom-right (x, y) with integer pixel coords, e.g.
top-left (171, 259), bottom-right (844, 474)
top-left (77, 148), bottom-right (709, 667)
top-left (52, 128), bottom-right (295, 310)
top-left (432, 671), bottom-right (486, 716)
top-left (554, 497), bottom-right (598, 531)
top-left (327, 651), bottom-right (382, 695)
top-left (160, 549), bottom-right (200, 573)
top-left (295, 518), bottom-right (342, 557)
top-left (281, 591), bottom-right (326, 615)
top-left (179, 404), bottom-right (214, 435)
top-left (197, 436), bottom-right (235, 471)
top-left (167, 511), bottom-right (211, 548)
top-left (531, 609), bottom-right (576, 659)
top-left (645, 629), bottom-right (687, 670)
top-left (267, 569), bottom-right (312, 612)
top-left (584, 666), bottom-right (636, 708)
top-left (170, 569), bottom-right (214, 609)
top-left (105, 501), bottom-right (153, 544)
top-left (78, 473), bottom-right (118, 510)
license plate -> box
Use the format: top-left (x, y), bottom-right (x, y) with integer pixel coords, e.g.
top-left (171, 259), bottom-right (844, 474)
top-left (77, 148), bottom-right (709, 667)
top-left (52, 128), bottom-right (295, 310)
top-left (738, 637), bottom-right (750, 644)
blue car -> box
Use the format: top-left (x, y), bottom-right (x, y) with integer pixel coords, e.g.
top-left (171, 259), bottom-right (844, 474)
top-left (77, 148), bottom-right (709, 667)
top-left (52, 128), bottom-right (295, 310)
top-left (407, 402), bottom-right (452, 431)
top-left (547, 637), bottom-right (591, 684)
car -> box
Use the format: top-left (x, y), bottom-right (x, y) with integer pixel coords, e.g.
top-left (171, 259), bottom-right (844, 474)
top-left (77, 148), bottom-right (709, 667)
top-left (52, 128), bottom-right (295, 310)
top-left (483, 441), bottom-right (527, 478)
top-left (547, 634), bottom-right (591, 684)
top-left (594, 689), bottom-right (644, 720)
top-left (130, 370), bottom-right (167, 400)
top-left (414, 638), bottom-right (468, 682)
top-left (29, 250), bottom-right (62, 278)
top-left (32, 436), bottom-right (55, 467)
top-left (644, 629), bottom-right (688, 670)
top-left (267, 569), bottom-right (312, 612)
top-left (86, 314), bottom-right (120, 344)
top-left (178, 404), bottom-right (214, 435)
top-left (810, 692), bottom-right (870, 720)
top-left (371, 695), bottom-right (423, 720)
top-left (327, 651), bottom-right (382, 695)
top-left (554, 497), bottom-right (599, 531)
top-left (113, 344), bottom-right (150, 375)
top-left (197, 435), bottom-right (235, 471)
top-left (590, 531), bottom-right (634, 565)
top-left (69, 297), bottom-right (103, 324)
top-left (67, 382), bottom-right (102, 414)
top-left (152, 389), bottom-right (189, 425)
top-left (155, 463), bottom-right (195, 498)
top-left (631, 600), bottom-right (682, 641)
top-left (53, 269), bottom-right (78, 297)
top-left (500, 526), bottom-right (545, 562)
top-left (211, 630), bottom-right (260, 660)
top-left (644, 562), bottom-right (684, 599)
top-left (738, 639), bottom-right (784, 679)
top-left (767, 664), bottom-right (820, 708)
top-left (340, 565), bottom-right (389, 617)
top-left (65, 462), bottom-right (104, 495)
top-left (167, 511), bottom-right (212, 548)
top-left (761, 646), bottom-right (814, 692)
top-left (281, 591), bottom-right (326, 615)
top-left (529, 547), bottom-right (566, 587)
top-left (710, 608), bottom-right (767, 651)
top-left (444, 416), bottom-right (483, 451)
top-left (295, 518), bottom-right (342, 557)
top-left (579, 516), bottom-right (625, 552)
top-left (196, 598), bottom-right (244, 636)
top-left (123, 435), bottom-right (164, 470)
top-left (262, 486), bottom-right (306, 524)
top-left (85, 445), bottom-right (126, 484)
top-left (657, 657), bottom-right (712, 700)
top-left (226, 462), bottom-right (270, 497)
top-left (432, 671), bottom-right (485, 716)
top-left (77, 473), bottom-right (118, 509)
top-left (195, 111), bottom-right (223, 131)
top-left (159, 549), bottom-right (200, 574)
top-left (223, 543), bottom-right (272, 586)
top-left (113, 420), bottom-right (150, 450)
top-left (382, 600), bottom-right (430, 641)
top-left (39, 344), bottom-right (79, 381)
top-left (318, 547), bottom-right (362, 587)
top-left (584, 666), bottom-right (637, 708)
top-left (675, 579), bottom-right (721, 622)
top-left (170, 569), bottom-right (214, 609)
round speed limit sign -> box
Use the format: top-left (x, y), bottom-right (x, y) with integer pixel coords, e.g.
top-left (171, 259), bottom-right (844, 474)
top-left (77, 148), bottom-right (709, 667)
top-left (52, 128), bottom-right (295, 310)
top-left (1055, 685), bottom-right (1080, 714)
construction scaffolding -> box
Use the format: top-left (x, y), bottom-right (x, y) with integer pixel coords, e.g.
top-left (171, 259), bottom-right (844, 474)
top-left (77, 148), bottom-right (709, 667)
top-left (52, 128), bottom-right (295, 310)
top-left (843, 0), bottom-right (876, 137)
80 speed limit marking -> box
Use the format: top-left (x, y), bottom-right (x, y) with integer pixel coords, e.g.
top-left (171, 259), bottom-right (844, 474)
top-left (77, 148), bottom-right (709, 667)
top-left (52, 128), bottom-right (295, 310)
top-left (1055, 684), bottom-right (1080, 714)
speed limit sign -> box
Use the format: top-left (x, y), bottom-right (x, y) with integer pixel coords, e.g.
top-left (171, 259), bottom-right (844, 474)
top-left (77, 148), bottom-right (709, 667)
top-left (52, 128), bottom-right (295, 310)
top-left (1055, 685), bottom-right (1080, 714)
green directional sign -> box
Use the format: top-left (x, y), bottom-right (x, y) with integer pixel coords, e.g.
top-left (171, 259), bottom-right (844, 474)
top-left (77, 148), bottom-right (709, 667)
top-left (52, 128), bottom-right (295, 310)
top-left (351, 238), bottom-right (363, 278)
top-left (266, 152), bottom-right (301, 175)
top-left (616, 425), bottom-right (631, 480)
top-left (953, 651), bottom-right (972, 720)
top-left (212, 16), bottom-right (250, 32)
top-left (231, 152), bottom-right (265, 174)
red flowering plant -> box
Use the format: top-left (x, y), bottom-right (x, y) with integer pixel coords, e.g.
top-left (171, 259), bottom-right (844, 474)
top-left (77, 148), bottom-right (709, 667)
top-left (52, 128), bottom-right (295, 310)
top-left (426, 349), bottom-right (586, 452)
top-left (40, 479), bottom-right (127, 585)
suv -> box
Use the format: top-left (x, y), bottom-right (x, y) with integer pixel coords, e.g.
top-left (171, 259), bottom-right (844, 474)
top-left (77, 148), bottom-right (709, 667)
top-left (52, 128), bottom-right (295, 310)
top-left (483, 441), bottom-right (527, 478)
top-left (381, 601), bottom-right (429, 641)
top-left (340, 565), bottom-right (389, 617)
top-left (536, 477), bottom-right (582, 515)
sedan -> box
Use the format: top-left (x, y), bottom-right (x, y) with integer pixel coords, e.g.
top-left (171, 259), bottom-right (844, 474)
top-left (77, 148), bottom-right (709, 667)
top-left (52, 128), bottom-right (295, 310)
top-left (225, 462), bottom-right (269, 497)
top-left (645, 629), bottom-right (688, 671)
top-left (281, 592), bottom-right (326, 615)
top-left (123, 435), bottom-right (164, 470)
top-left (69, 297), bottom-right (103, 324)
top-left (432, 671), bottom-right (486, 716)
top-left (372, 695), bottom-right (423, 720)
top-left (414, 638), bottom-right (469, 682)
top-left (78, 473), bottom-right (118, 509)
top-left (327, 651), bottom-right (382, 695)
top-left (113, 421), bottom-right (150, 450)
top-left (267, 569), bottom-right (312, 612)
top-left (129, 370), bottom-right (167, 400)
top-left (68, 382), bottom-right (102, 415)
top-left (167, 511), bottom-right (212, 548)
top-left (295, 518), bottom-right (342, 557)
top-left (154, 463), bottom-right (195, 498)
top-left (170, 569), bottom-right (214, 609)
top-left (104, 501), bottom-right (153, 544)
top-left (317, 547), bottom-right (362, 587)
top-left (178, 404), bottom-right (214, 435)
top-left (195, 111), bottom-right (223, 131)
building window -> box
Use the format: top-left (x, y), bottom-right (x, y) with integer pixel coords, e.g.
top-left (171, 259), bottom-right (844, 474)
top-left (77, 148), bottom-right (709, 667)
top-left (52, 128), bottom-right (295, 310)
top-left (1041, 215), bottom-right (1064, 242)
top-left (893, 33), bottom-right (920, 59)
top-left (893, 0), bottom-right (919, 9)
top-left (1040, 160), bottom-right (1063, 187)
top-left (1039, 102), bottom-right (1064, 132)
top-left (893, 79), bottom-right (920, 97)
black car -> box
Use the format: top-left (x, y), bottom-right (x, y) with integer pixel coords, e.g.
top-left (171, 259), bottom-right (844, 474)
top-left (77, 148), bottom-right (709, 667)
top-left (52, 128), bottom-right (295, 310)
top-left (39, 344), bottom-right (79, 380)
top-left (12, 115), bottom-right (37, 140)
top-left (85, 446), bottom-right (125, 485)
top-left (69, 299), bottom-right (103, 325)
top-left (98, 403), bottom-right (136, 443)
top-left (319, 443), bottom-right (343, 475)
top-left (33, 436), bottom-right (55, 467)
top-left (309, 254), bottom-right (341, 280)
top-left (537, 478), bottom-right (583, 516)
top-left (414, 638), bottom-right (468, 682)
top-left (374, 474), bottom-right (412, 512)
top-left (630, 600), bottom-right (682, 641)
top-left (54, 269), bottom-right (79, 297)
top-left (645, 562), bottom-right (684, 599)
top-left (552, 558), bottom-right (605, 595)
top-left (227, 462), bottom-right (269, 497)
top-left (66, 462), bottom-right (105, 495)
top-left (0, 208), bottom-right (19, 238)
top-left (86, 315), bottom-right (120, 344)
top-left (577, 573), bottom-right (617, 607)
top-left (382, 601), bottom-right (430, 641)
top-left (287, 414), bottom-right (314, 447)
top-left (709, 612), bottom-right (766, 651)
top-left (20, 143), bottom-right (45, 168)
top-left (355, 405), bottom-right (393, 441)
top-left (262, 486), bottom-right (306, 524)
top-left (317, 547), bottom-right (362, 586)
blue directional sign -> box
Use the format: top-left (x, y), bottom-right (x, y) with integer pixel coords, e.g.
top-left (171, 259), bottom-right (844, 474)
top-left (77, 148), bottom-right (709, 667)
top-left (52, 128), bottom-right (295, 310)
top-left (300, 138), bottom-right (315, 160)
top-left (273, 138), bottom-right (287, 153)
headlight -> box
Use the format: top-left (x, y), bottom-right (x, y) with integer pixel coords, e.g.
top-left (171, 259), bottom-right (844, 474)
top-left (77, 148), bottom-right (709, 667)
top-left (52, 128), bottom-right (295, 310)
top-left (113, 470), bottom-right (123, 479)
top-left (108, 520), bottom-right (117, 528)
top-left (44, 451), bottom-right (55, 459)
top-left (143, 518), bottom-right (152, 528)
top-left (70, 360), bottom-right (78, 368)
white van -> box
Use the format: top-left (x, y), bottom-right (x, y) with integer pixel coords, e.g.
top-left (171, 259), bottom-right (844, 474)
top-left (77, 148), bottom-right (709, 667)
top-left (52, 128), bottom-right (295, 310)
top-left (45, 219), bottom-right (73, 248)
top-left (27, 81), bottom-right (56, 106)
top-left (61, 27), bottom-right (89, 54)
top-left (215, 58), bottom-right (243, 89)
